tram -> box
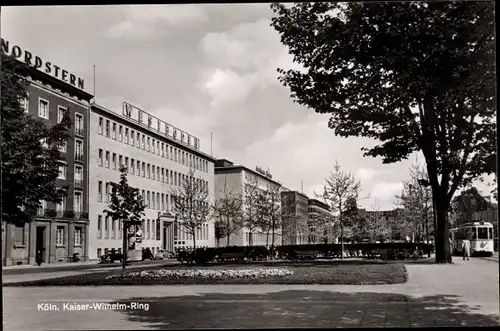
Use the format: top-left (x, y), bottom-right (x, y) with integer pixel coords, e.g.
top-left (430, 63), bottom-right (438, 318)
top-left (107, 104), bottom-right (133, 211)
top-left (450, 221), bottom-right (494, 257)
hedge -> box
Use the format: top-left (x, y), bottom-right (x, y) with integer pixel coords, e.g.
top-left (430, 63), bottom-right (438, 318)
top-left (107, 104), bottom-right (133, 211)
top-left (177, 242), bottom-right (434, 264)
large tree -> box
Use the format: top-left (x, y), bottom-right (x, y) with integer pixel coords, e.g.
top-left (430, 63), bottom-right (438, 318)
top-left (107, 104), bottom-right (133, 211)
top-left (319, 160), bottom-right (361, 258)
top-left (256, 182), bottom-right (283, 256)
top-left (170, 169), bottom-right (212, 255)
top-left (1, 53), bottom-right (71, 227)
top-left (242, 177), bottom-right (261, 246)
top-left (271, 2), bottom-right (496, 263)
top-left (213, 178), bottom-right (244, 246)
top-left (104, 165), bottom-right (146, 270)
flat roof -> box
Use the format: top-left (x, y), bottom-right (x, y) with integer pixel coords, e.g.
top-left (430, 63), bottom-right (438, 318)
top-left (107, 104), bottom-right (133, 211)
top-left (308, 198), bottom-right (330, 211)
top-left (91, 102), bottom-right (217, 162)
top-left (215, 165), bottom-right (283, 186)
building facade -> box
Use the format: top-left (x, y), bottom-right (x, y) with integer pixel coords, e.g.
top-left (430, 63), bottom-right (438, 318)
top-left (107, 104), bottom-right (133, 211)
top-left (281, 191), bottom-right (309, 245)
top-left (307, 199), bottom-right (335, 244)
top-left (88, 103), bottom-right (216, 260)
top-left (214, 159), bottom-right (283, 247)
top-left (2, 42), bottom-right (93, 265)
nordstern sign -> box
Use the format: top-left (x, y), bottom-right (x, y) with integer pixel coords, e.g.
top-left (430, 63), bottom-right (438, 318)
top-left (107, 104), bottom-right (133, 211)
top-left (123, 101), bottom-right (200, 150)
top-left (1, 38), bottom-right (85, 90)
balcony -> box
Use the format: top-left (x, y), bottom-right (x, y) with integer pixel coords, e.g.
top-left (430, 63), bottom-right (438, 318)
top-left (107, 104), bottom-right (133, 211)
top-left (74, 179), bottom-right (84, 189)
top-left (75, 153), bottom-right (84, 163)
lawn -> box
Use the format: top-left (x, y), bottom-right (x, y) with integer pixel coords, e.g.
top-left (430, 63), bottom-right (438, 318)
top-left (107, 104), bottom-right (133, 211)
top-left (4, 260), bottom-right (408, 286)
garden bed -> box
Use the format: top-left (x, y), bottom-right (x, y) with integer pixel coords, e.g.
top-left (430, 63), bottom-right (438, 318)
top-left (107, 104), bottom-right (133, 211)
top-left (4, 262), bottom-right (407, 286)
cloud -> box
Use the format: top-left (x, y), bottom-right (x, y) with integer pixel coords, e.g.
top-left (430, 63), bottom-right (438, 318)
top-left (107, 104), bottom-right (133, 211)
top-left (105, 5), bottom-right (208, 40)
top-left (370, 182), bottom-right (404, 204)
top-left (356, 167), bottom-right (383, 181)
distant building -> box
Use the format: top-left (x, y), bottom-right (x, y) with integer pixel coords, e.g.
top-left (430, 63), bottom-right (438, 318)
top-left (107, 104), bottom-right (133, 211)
top-left (281, 191), bottom-right (309, 245)
top-left (307, 199), bottom-right (335, 244)
top-left (214, 159), bottom-right (283, 246)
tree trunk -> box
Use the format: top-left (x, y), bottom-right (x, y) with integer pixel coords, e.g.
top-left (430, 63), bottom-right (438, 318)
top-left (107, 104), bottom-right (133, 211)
top-left (192, 228), bottom-right (197, 264)
top-left (226, 230), bottom-right (230, 246)
top-left (340, 223), bottom-right (344, 259)
top-left (249, 231), bottom-right (253, 246)
top-left (122, 221), bottom-right (127, 271)
top-left (434, 197), bottom-right (452, 264)
top-left (271, 221), bottom-right (275, 260)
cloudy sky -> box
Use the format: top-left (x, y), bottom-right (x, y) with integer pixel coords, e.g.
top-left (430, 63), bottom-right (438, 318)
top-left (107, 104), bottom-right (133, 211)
top-left (2, 5), bottom-right (495, 210)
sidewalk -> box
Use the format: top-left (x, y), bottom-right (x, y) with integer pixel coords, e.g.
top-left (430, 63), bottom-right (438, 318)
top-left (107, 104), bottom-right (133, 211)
top-left (3, 260), bottom-right (98, 270)
top-left (3, 257), bottom-right (499, 330)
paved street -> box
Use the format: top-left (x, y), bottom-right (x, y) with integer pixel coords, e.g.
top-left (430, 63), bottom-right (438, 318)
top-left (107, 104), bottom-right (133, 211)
top-left (3, 257), bottom-right (498, 330)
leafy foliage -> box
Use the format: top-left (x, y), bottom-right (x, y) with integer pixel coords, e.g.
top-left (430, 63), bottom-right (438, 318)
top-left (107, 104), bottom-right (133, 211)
top-left (271, 2), bottom-right (495, 263)
top-left (256, 182), bottom-right (283, 251)
top-left (242, 177), bottom-right (261, 245)
top-left (213, 177), bottom-right (244, 246)
top-left (452, 186), bottom-right (492, 224)
top-left (104, 165), bottom-right (146, 227)
top-left (171, 168), bottom-right (212, 252)
top-left (1, 54), bottom-right (71, 226)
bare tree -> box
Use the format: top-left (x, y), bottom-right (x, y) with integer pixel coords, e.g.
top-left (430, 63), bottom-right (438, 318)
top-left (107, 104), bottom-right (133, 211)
top-left (213, 178), bottom-right (244, 246)
top-left (396, 160), bottom-right (433, 243)
top-left (242, 177), bottom-right (261, 246)
top-left (256, 182), bottom-right (282, 256)
top-left (320, 160), bottom-right (361, 258)
top-left (170, 168), bottom-right (212, 255)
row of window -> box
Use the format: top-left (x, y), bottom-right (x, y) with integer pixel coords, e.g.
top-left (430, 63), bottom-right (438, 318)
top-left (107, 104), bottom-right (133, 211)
top-left (22, 96), bottom-right (85, 136)
top-left (97, 150), bottom-right (209, 190)
top-left (58, 163), bottom-right (84, 184)
top-left (98, 116), bottom-right (208, 173)
top-left (38, 191), bottom-right (83, 214)
top-left (175, 224), bottom-right (210, 241)
top-left (98, 181), bottom-right (173, 211)
top-left (55, 226), bottom-right (82, 246)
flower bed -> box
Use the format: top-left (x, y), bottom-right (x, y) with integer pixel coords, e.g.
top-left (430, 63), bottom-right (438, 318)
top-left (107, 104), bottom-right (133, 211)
top-left (106, 268), bottom-right (294, 280)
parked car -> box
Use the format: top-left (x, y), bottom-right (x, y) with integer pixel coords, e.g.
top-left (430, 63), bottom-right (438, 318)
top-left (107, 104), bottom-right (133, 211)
top-left (142, 248), bottom-right (154, 261)
top-left (100, 251), bottom-right (123, 264)
top-left (154, 249), bottom-right (171, 260)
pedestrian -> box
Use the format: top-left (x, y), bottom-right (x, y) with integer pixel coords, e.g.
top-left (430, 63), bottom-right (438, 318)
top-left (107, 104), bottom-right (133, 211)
top-left (462, 239), bottom-right (470, 260)
top-left (35, 250), bottom-right (42, 266)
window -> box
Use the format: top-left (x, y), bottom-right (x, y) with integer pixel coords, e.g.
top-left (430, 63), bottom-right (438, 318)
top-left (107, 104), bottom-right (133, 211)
top-left (74, 192), bottom-right (82, 214)
top-left (170, 170), bottom-right (173, 185)
top-left (74, 166), bottom-right (83, 189)
top-left (118, 125), bottom-right (123, 141)
top-left (57, 140), bottom-right (68, 153)
top-left (161, 168), bottom-right (165, 182)
top-left (174, 149), bottom-right (178, 162)
top-left (147, 137), bottom-right (150, 152)
top-left (152, 139), bottom-right (155, 153)
top-left (147, 220), bottom-right (150, 239)
top-left (157, 167), bottom-right (160, 181)
top-left (182, 152), bottom-right (185, 165)
top-left (124, 128), bottom-right (129, 144)
top-left (105, 151), bottom-right (110, 168)
top-left (98, 181), bottom-right (103, 202)
top-left (170, 146), bottom-right (173, 160)
top-left (161, 143), bottom-right (165, 157)
top-left (58, 163), bottom-right (67, 179)
top-left (151, 165), bottom-right (155, 180)
top-left (105, 216), bottom-right (109, 239)
top-left (152, 192), bottom-right (156, 209)
top-left (142, 162), bottom-right (145, 177)
top-left (97, 248), bottom-right (102, 258)
top-left (98, 117), bottom-right (103, 135)
top-left (75, 139), bottom-right (84, 162)
top-left (119, 155), bottom-right (123, 168)
top-left (38, 98), bottom-right (49, 119)
top-left (21, 94), bottom-right (29, 113)
top-left (130, 130), bottom-right (135, 145)
top-left (98, 149), bottom-right (103, 166)
top-left (136, 132), bottom-right (140, 148)
top-left (161, 194), bottom-right (165, 211)
top-left (112, 123), bottom-right (117, 139)
top-left (105, 183), bottom-right (110, 202)
top-left (147, 191), bottom-right (151, 208)
top-left (157, 141), bottom-right (160, 155)
top-left (112, 153), bottom-right (117, 170)
top-left (152, 220), bottom-right (155, 240)
top-left (56, 226), bottom-right (65, 246)
top-left (141, 135), bottom-right (145, 150)
top-left (37, 200), bottom-right (47, 216)
top-left (125, 157), bottom-right (129, 171)
top-left (157, 194), bottom-right (160, 211)
top-left (131, 159), bottom-right (135, 175)
top-left (189, 155), bottom-right (192, 167)
top-left (56, 196), bottom-right (66, 214)
top-left (98, 215), bottom-right (102, 239)
top-left (57, 106), bottom-right (67, 123)
top-left (137, 160), bottom-right (141, 176)
top-left (478, 227), bottom-right (488, 239)
top-left (74, 228), bottom-right (82, 246)
top-left (112, 219), bottom-right (116, 239)
top-left (166, 194), bottom-right (169, 211)
top-left (105, 120), bottom-right (110, 137)
top-left (75, 113), bottom-right (84, 136)
top-left (174, 172), bottom-right (177, 186)
top-left (118, 220), bottom-right (122, 239)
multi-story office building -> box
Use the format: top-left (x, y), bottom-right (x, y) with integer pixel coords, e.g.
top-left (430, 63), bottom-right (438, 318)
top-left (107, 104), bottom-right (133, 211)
top-left (88, 102), bottom-right (216, 260)
top-left (214, 159), bottom-right (283, 246)
top-left (307, 199), bottom-right (335, 244)
top-left (281, 191), bottom-right (309, 245)
top-left (2, 39), bottom-right (93, 265)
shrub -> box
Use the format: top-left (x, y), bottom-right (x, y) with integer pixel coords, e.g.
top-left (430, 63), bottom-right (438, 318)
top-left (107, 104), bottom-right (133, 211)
top-left (105, 268), bottom-right (294, 280)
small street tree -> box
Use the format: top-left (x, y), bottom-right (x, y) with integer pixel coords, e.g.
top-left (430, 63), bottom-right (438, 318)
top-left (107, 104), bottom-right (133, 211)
top-left (242, 177), bottom-right (261, 246)
top-left (213, 178), bottom-right (244, 246)
top-left (104, 165), bottom-right (146, 270)
top-left (214, 218), bottom-right (224, 247)
top-left (271, 2), bottom-right (495, 264)
top-left (170, 169), bottom-right (212, 256)
top-left (320, 160), bottom-right (361, 258)
top-left (256, 182), bottom-right (282, 257)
